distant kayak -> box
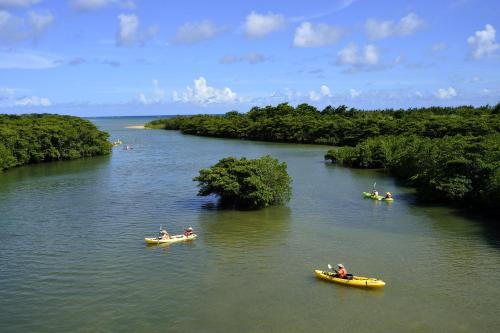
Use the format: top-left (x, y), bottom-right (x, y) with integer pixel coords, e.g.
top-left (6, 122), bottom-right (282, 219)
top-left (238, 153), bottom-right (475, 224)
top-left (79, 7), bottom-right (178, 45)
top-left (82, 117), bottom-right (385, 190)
top-left (315, 270), bottom-right (386, 288)
top-left (144, 234), bottom-right (197, 244)
top-left (363, 192), bottom-right (393, 201)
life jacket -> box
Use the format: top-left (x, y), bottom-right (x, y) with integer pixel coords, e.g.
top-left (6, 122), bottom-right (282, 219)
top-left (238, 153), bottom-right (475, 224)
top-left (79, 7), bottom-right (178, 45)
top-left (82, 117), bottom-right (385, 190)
top-left (338, 267), bottom-right (347, 278)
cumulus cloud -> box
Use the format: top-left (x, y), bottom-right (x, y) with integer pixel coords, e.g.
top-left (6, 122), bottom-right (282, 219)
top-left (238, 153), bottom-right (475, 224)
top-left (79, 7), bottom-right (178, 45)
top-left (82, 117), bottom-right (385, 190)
top-left (0, 9), bottom-right (53, 43)
top-left (245, 11), bottom-right (286, 39)
top-left (320, 85), bottom-right (331, 97)
top-left (71, 0), bottom-right (136, 11)
top-left (173, 77), bottom-right (237, 105)
top-left (0, 87), bottom-right (52, 108)
top-left (220, 52), bottom-right (266, 64)
top-left (309, 84), bottom-right (332, 101)
top-left (350, 89), bottom-right (361, 98)
top-left (137, 79), bottom-right (165, 105)
top-left (293, 22), bottom-right (344, 47)
top-left (467, 24), bottom-right (499, 59)
top-left (14, 95), bottom-right (51, 106)
top-left (436, 87), bottom-right (457, 99)
top-left (337, 43), bottom-right (379, 71)
top-left (173, 20), bottom-right (225, 44)
top-left (309, 90), bottom-right (321, 101)
top-left (0, 0), bottom-right (39, 8)
top-left (365, 13), bottom-right (424, 40)
top-left (116, 13), bottom-right (157, 46)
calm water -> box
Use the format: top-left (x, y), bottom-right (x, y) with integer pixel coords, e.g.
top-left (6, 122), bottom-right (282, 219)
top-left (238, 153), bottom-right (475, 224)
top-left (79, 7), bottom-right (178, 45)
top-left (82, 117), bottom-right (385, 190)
top-left (1, 117), bottom-right (499, 333)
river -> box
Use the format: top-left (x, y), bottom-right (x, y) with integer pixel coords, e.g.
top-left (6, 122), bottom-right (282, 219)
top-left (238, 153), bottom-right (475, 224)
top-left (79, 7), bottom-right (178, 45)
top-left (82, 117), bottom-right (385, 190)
top-left (0, 117), bottom-right (499, 333)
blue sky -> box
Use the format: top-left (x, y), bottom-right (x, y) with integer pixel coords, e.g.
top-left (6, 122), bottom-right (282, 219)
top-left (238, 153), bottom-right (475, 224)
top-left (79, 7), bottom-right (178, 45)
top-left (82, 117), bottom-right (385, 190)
top-left (0, 0), bottom-right (499, 116)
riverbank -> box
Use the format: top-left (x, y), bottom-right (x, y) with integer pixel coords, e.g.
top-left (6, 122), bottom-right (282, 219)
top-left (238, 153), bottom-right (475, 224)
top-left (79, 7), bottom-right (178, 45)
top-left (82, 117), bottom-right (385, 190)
top-left (125, 125), bottom-right (146, 129)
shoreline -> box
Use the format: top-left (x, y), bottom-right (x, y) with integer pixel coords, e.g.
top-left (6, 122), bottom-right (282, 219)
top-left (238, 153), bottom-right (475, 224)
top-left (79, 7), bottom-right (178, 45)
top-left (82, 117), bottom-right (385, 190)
top-left (125, 125), bottom-right (146, 129)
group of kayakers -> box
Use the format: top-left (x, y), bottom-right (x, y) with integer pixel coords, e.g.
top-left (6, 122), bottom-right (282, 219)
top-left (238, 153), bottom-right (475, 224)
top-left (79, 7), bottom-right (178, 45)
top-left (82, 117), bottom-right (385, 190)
top-left (159, 227), bottom-right (193, 240)
top-left (371, 190), bottom-right (392, 199)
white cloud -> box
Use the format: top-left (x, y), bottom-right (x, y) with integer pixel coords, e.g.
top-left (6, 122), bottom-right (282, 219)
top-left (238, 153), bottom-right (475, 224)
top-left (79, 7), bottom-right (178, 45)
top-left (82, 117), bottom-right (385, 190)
top-left (0, 0), bottom-right (39, 8)
top-left (436, 87), bottom-right (457, 99)
top-left (173, 20), bottom-right (224, 44)
top-left (173, 77), bottom-right (237, 105)
top-left (28, 11), bottom-right (53, 35)
top-left (293, 22), bottom-right (344, 48)
top-left (117, 13), bottom-right (138, 45)
top-left (432, 42), bottom-right (447, 52)
top-left (71, 0), bottom-right (135, 11)
top-left (309, 90), bottom-right (321, 101)
top-left (320, 85), bottom-right (331, 97)
top-left (0, 86), bottom-right (15, 96)
top-left (220, 52), bottom-right (266, 64)
top-left (309, 84), bottom-right (332, 101)
top-left (337, 43), bottom-right (379, 68)
top-left (137, 79), bottom-right (165, 105)
top-left (0, 50), bottom-right (57, 69)
top-left (0, 9), bottom-right (53, 43)
top-left (117, 13), bottom-right (157, 46)
top-left (14, 95), bottom-right (51, 106)
top-left (365, 13), bottom-right (424, 40)
top-left (245, 11), bottom-right (286, 39)
top-left (467, 24), bottom-right (499, 59)
top-left (350, 89), bottom-right (361, 98)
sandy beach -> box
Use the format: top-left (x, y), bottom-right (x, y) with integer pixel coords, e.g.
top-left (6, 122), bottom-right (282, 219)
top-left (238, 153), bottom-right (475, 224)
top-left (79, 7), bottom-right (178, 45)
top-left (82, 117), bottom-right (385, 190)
top-left (125, 125), bottom-right (146, 129)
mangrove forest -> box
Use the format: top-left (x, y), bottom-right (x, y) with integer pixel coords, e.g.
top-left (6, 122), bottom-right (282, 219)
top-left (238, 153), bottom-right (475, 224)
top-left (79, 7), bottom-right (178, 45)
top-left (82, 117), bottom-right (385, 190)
top-left (0, 114), bottom-right (112, 172)
top-left (148, 103), bottom-right (500, 215)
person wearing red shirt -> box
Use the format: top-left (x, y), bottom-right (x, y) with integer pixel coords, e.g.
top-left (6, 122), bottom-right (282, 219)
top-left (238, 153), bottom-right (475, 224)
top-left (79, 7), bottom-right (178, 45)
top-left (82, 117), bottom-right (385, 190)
top-left (336, 264), bottom-right (347, 279)
top-left (184, 227), bottom-right (193, 237)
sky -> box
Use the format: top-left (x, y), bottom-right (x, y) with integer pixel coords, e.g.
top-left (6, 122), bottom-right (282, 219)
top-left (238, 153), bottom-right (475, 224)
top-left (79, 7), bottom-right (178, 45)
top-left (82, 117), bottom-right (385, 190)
top-left (0, 0), bottom-right (499, 116)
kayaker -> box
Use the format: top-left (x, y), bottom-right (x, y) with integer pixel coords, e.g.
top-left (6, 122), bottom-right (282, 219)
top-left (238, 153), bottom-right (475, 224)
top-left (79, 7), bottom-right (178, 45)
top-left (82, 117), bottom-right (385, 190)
top-left (160, 229), bottom-right (170, 240)
top-left (372, 190), bottom-right (379, 197)
top-left (184, 227), bottom-right (193, 237)
top-left (336, 264), bottom-right (347, 279)
top-left (385, 192), bottom-right (392, 199)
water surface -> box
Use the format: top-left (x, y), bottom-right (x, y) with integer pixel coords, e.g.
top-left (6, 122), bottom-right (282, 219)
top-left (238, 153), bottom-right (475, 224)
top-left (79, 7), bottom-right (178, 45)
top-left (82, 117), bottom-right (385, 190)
top-left (1, 117), bottom-right (499, 332)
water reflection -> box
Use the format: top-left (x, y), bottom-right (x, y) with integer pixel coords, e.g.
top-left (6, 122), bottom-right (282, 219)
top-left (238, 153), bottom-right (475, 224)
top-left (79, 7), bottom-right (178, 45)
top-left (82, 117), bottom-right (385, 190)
top-left (197, 205), bottom-right (292, 249)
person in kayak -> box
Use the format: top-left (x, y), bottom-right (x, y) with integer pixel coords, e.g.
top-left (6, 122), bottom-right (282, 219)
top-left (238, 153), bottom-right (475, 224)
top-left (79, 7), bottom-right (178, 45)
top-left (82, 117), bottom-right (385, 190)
top-left (183, 227), bottom-right (193, 237)
top-left (385, 192), bottom-right (392, 199)
top-left (160, 229), bottom-right (170, 240)
top-left (336, 264), bottom-right (347, 279)
top-left (371, 190), bottom-right (379, 197)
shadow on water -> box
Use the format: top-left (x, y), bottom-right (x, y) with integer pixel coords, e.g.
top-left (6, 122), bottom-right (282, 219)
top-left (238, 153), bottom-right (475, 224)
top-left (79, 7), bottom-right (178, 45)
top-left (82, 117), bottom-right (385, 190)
top-left (0, 155), bottom-right (110, 188)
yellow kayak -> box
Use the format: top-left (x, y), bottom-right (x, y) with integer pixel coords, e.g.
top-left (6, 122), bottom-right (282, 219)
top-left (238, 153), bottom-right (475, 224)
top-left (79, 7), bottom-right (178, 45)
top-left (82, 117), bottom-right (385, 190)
top-left (144, 234), bottom-right (197, 244)
top-left (315, 270), bottom-right (386, 288)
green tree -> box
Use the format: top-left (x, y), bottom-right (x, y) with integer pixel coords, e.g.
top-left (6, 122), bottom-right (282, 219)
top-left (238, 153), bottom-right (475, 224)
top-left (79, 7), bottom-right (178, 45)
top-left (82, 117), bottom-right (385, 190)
top-left (193, 155), bottom-right (292, 209)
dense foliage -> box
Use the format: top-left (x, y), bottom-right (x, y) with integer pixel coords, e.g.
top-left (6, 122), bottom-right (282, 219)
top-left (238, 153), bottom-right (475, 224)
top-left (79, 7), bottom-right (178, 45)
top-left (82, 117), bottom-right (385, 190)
top-left (193, 156), bottom-right (292, 209)
top-left (325, 135), bottom-right (500, 214)
top-left (147, 103), bottom-right (500, 146)
top-left (0, 114), bottom-right (112, 171)
top-left (149, 102), bottom-right (499, 214)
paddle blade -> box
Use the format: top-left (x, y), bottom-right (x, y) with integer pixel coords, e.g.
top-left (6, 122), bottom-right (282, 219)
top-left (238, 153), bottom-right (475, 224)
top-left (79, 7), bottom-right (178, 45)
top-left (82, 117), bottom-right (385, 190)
top-left (327, 264), bottom-right (333, 270)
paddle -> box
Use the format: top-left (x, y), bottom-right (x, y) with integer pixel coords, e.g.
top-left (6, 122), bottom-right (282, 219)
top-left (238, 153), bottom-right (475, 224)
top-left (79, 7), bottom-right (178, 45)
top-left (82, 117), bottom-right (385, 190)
top-left (327, 264), bottom-right (338, 276)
